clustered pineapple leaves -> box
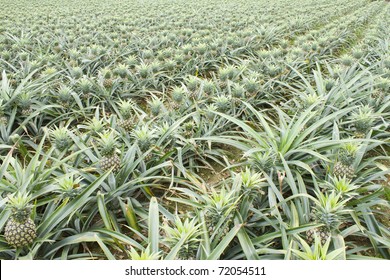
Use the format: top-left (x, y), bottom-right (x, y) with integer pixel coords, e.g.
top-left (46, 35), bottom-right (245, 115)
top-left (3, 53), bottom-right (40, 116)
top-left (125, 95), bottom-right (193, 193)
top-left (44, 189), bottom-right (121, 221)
top-left (0, 0), bottom-right (389, 260)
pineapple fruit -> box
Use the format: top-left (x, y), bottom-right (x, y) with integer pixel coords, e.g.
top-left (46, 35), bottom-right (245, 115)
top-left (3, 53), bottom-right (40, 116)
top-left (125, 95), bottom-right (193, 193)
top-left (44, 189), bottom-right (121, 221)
top-left (4, 193), bottom-right (37, 248)
top-left (306, 227), bottom-right (330, 245)
top-left (98, 132), bottom-right (121, 172)
top-left (333, 143), bottom-right (358, 180)
top-left (306, 191), bottom-right (345, 246)
top-left (351, 106), bottom-right (374, 138)
top-left (203, 188), bottom-right (235, 241)
top-left (117, 100), bottom-right (135, 132)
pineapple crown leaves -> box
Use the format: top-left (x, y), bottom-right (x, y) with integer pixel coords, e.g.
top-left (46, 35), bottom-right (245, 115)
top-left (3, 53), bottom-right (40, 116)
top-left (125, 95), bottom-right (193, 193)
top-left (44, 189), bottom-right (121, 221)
top-left (97, 132), bottom-right (119, 156)
top-left (312, 191), bottom-right (350, 229)
top-left (337, 142), bottom-right (359, 165)
top-left (7, 192), bottom-right (33, 221)
top-left (49, 126), bottom-right (73, 151)
top-left (84, 117), bottom-right (106, 136)
top-left (99, 67), bottom-right (113, 79)
top-left (129, 246), bottom-right (160, 260)
top-left (148, 97), bottom-right (164, 116)
top-left (171, 86), bottom-right (186, 103)
top-left (118, 99), bottom-right (135, 119)
top-left (245, 150), bottom-right (276, 173)
top-left (163, 217), bottom-right (203, 247)
top-left (239, 167), bottom-right (266, 191)
top-left (203, 187), bottom-right (237, 216)
top-left (132, 125), bottom-right (156, 151)
top-left (77, 77), bottom-right (93, 93)
top-left (314, 191), bottom-right (349, 213)
top-left (292, 236), bottom-right (343, 260)
top-left (16, 91), bottom-right (32, 109)
top-left (351, 105), bottom-right (374, 132)
top-left (55, 174), bottom-right (82, 199)
top-left (329, 176), bottom-right (358, 195)
top-left (163, 217), bottom-right (202, 241)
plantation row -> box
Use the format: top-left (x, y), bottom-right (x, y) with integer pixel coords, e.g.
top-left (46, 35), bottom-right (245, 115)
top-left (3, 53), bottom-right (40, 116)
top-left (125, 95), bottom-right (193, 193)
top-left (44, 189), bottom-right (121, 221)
top-left (0, 0), bottom-right (389, 260)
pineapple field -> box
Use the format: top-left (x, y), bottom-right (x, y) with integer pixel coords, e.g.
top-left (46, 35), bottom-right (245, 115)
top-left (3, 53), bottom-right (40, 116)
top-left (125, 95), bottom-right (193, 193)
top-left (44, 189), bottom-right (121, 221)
top-left (0, 0), bottom-right (389, 260)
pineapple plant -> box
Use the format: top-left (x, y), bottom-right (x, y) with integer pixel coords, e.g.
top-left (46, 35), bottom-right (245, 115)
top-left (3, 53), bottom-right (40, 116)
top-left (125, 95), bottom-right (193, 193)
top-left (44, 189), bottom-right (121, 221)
top-left (163, 217), bottom-right (202, 260)
top-left (333, 143), bottom-right (359, 180)
top-left (351, 106), bottom-right (374, 138)
top-left (55, 85), bottom-right (73, 108)
top-left (243, 76), bottom-right (260, 97)
top-left (213, 95), bottom-right (231, 113)
top-left (114, 64), bottom-right (129, 79)
top-left (248, 150), bottom-right (276, 174)
top-left (186, 76), bottom-right (199, 99)
top-left (202, 79), bottom-right (216, 96)
top-left (132, 125), bottom-right (156, 154)
top-left (148, 97), bottom-right (163, 117)
top-left (117, 100), bottom-right (135, 132)
top-left (97, 132), bottom-right (121, 172)
top-left (17, 92), bottom-right (33, 115)
top-left (203, 188), bottom-right (236, 241)
top-left (170, 86), bottom-right (186, 110)
top-left (77, 77), bottom-right (93, 99)
top-left (306, 191), bottom-right (347, 246)
top-left (4, 193), bottom-right (37, 248)
top-left (100, 68), bottom-right (114, 88)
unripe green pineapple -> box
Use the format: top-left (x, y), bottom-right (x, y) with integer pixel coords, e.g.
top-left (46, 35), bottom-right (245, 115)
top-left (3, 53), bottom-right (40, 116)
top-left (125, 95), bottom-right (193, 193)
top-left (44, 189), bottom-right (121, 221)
top-left (203, 188), bottom-right (235, 241)
top-left (125, 55), bottom-right (138, 69)
top-left (351, 106), bottom-right (374, 138)
top-left (70, 66), bottom-right (83, 79)
top-left (137, 63), bottom-right (151, 79)
top-left (186, 76), bottom-right (199, 99)
top-left (340, 54), bottom-right (354, 67)
top-left (117, 100), bottom-right (135, 131)
top-left (17, 92), bottom-right (33, 115)
top-left (100, 68), bottom-right (114, 88)
top-left (56, 85), bottom-right (73, 108)
top-left (248, 151), bottom-right (276, 174)
top-left (4, 193), bottom-right (37, 248)
top-left (231, 83), bottom-right (245, 99)
top-left (243, 76), bottom-right (260, 97)
top-left (163, 217), bottom-right (202, 260)
top-left (219, 65), bottom-right (237, 83)
top-left (333, 143), bottom-right (358, 180)
top-left (156, 122), bottom-right (176, 152)
top-left (98, 132), bottom-right (121, 172)
top-left (305, 191), bottom-right (346, 246)
top-left (306, 227), bottom-right (330, 245)
top-left (182, 120), bottom-right (195, 138)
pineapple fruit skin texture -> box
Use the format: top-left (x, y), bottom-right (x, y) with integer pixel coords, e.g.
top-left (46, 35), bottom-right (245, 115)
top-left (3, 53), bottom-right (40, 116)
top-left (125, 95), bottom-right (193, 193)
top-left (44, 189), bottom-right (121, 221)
top-left (100, 154), bottom-right (121, 172)
top-left (333, 162), bottom-right (355, 180)
top-left (5, 217), bottom-right (37, 248)
top-left (306, 227), bottom-right (330, 245)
